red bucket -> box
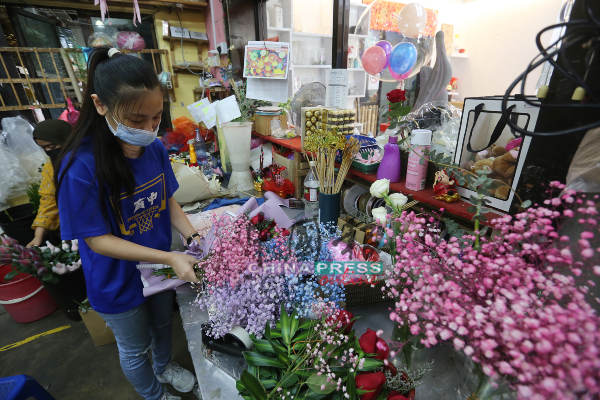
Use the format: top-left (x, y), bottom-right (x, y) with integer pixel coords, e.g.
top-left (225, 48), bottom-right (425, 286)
top-left (0, 265), bottom-right (59, 323)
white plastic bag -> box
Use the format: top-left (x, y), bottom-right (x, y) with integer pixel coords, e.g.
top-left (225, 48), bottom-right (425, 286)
top-left (0, 116), bottom-right (47, 206)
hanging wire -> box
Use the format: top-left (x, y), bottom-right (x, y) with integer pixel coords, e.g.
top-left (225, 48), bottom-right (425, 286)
top-left (501, 0), bottom-right (600, 136)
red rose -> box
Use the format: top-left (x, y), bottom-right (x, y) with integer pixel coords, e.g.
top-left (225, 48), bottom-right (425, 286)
top-left (384, 362), bottom-right (398, 377)
top-left (258, 230), bottom-right (271, 241)
top-left (326, 309), bottom-right (355, 334)
top-left (359, 329), bottom-right (390, 360)
top-left (251, 213), bottom-right (265, 225)
top-left (268, 221), bottom-right (277, 230)
top-left (355, 371), bottom-right (386, 400)
top-left (281, 229), bottom-right (290, 236)
top-left (387, 391), bottom-right (409, 400)
top-left (386, 89), bottom-right (406, 104)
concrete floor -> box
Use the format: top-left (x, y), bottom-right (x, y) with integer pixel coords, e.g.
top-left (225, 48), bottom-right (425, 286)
top-left (0, 304), bottom-right (199, 400)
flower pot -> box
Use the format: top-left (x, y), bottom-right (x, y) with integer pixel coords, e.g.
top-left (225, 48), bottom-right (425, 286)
top-left (41, 267), bottom-right (87, 321)
top-left (0, 204), bottom-right (36, 246)
top-left (221, 122), bottom-right (255, 192)
top-left (319, 192), bottom-right (341, 226)
top-left (0, 265), bottom-right (59, 323)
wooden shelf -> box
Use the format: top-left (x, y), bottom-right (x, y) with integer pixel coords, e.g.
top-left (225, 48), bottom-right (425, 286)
top-left (173, 65), bottom-right (204, 72)
top-left (163, 35), bottom-right (208, 45)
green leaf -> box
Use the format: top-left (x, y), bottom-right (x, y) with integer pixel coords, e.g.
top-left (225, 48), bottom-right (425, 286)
top-left (289, 310), bottom-right (300, 341)
top-left (280, 303), bottom-right (292, 345)
top-left (42, 248), bottom-right (52, 258)
top-left (4, 269), bottom-right (19, 281)
top-left (267, 337), bottom-right (289, 364)
top-left (239, 370), bottom-right (267, 400)
top-left (478, 214), bottom-right (488, 222)
top-left (469, 195), bottom-right (479, 204)
top-left (236, 380), bottom-right (247, 394)
top-left (466, 205), bottom-right (478, 213)
top-left (253, 339), bottom-right (276, 354)
top-left (261, 379), bottom-right (278, 389)
top-left (479, 226), bottom-right (489, 236)
top-left (307, 373), bottom-right (337, 395)
top-left (358, 358), bottom-right (384, 371)
top-left (521, 199), bottom-right (532, 208)
top-left (42, 273), bottom-right (53, 282)
top-left (347, 370), bottom-right (357, 399)
top-left (243, 351), bottom-right (285, 368)
top-left (292, 328), bottom-right (313, 343)
top-left (280, 372), bottom-right (299, 388)
top-left (270, 330), bottom-right (282, 339)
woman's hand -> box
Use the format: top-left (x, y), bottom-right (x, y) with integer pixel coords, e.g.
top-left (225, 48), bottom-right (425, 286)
top-left (27, 227), bottom-right (47, 248)
top-left (167, 253), bottom-right (200, 283)
top-left (27, 237), bottom-right (43, 248)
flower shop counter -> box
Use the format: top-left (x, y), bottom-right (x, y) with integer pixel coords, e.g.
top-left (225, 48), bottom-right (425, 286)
top-left (176, 283), bottom-right (475, 399)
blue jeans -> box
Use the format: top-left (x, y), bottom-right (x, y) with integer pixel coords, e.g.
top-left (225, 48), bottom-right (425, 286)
top-left (98, 290), bottom-right (174, 400)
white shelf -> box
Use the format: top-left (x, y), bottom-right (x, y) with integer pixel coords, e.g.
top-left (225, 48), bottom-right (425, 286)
top-left (350, 1), bottom-right (369, 8)
top-left (349, 34), bottom-right (368, 39)
top-left (292, 65), bottom-right (332, 69)
top-left (292, 31), bottom-right (333, 38)
top-left (451, 52), bottom-right (469, 58)
top-left (267, 26), bottom-right (292, 32)
top-left (348, 94), bottom-right (365, 98)
top-left (347, 68), bottom-right (365, 71)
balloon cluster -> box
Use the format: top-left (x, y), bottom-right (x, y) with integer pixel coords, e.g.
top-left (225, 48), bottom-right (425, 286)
top-left (356, 0), bottom-right (437, 82)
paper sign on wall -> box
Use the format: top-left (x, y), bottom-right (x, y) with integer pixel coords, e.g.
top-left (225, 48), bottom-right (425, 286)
top-left (326, 69), bottom-right (348, 109)
top-left (243, 41), bottom-right (289, 79)
top-left (246, 77), bottom-right (289, 103)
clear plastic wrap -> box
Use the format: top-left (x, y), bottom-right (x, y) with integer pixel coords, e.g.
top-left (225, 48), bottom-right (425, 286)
top-left (0, 117), bottom-right (46, 206)
top-left (87, 33), bottom-right (115, 48)
top-left (564, 127), bottom-right (600, 193)
top-left (397, 100), bottom-right (461, 156)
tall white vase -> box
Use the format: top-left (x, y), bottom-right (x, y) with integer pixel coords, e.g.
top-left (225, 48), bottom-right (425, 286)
top-left (221, 121), bottom-right (254, 192)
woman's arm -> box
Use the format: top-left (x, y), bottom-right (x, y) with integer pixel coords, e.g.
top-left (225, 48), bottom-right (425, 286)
top-left (84, 233), bottom-right (199, 282)
top-left (27, 227), bottom-right (48, 248)
top-left (168, 197), bottom-right (196, 240)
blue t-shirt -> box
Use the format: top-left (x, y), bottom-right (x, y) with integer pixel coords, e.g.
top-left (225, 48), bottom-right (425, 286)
top-left (58, 138), bottom-right (179, 314)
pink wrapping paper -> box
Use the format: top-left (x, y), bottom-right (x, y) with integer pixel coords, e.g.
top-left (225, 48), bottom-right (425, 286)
top-left (140, 266), bottom-right (186, 297)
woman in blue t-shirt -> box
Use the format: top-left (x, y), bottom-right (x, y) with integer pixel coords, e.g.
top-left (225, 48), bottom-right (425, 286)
top-left (56, 47), bottom-right (199, 400)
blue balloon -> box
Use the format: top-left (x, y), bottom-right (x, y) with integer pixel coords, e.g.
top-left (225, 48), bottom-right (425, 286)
top-left (389, 43), bottom-right (417, 76)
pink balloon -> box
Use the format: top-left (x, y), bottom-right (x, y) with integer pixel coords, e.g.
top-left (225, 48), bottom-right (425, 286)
top-left (361, 46), bottom-right (387, 76)
top-left (388, 65), bottom-right (412, 81)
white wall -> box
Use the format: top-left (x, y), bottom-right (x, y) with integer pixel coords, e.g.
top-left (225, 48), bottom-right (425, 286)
top-left (450, 0), bottom-right (565, 100)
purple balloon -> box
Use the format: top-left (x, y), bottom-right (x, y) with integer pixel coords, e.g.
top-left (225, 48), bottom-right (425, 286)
top-left (375, 41), bottom-right (393, 69)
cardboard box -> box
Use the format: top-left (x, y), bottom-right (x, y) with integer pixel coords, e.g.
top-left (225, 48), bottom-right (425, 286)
top-left (79, 310), bottom-right (116, 346)
top-left (254, 113), bottom-right (288, 136)
top-left (273, 152), bottom-right (308, 180)
top-left (337, 216), bottom-right (374, 245)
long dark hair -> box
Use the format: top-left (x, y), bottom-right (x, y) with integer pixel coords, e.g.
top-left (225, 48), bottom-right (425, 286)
top-left (55, 47), bottom-right (164, 224)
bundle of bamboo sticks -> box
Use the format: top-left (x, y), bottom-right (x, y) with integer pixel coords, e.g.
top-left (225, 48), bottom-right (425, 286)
top-left (302, 131), bottom-right (360, 195)
top-left (355, 99), bottom-right (379, 136)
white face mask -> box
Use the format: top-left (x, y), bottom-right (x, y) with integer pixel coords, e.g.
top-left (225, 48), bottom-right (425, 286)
top-left (106, 111), bottom-right (159, 147)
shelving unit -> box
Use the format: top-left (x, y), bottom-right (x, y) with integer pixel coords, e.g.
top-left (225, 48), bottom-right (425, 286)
top-left (162, 35), bottom-right (207, 86)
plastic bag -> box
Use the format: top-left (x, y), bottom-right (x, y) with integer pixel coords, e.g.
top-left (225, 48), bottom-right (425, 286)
top-left (58, 98), bottom-right (80, 127)
top-left (397, 101), bottom-right (461, 156)
top-left (0, 117), bottom-right (46, 207)
top-left (87, 33), bottom-right (115, 48)
top-left (564, 127), bottom-right (600, 193)
top-left (171, 116), bottom-right (198, 140)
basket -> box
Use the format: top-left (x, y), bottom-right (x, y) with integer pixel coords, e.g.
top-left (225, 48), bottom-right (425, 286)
top-left (344, 280), bottom-right (388, 306)
top-left (335, 135), bottom-right (378, 164)
top-left (351, 149), bottom-right (381, 173)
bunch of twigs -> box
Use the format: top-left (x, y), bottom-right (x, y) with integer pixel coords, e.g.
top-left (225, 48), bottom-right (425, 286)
top-left (302, 129), bottom-right (360, 195)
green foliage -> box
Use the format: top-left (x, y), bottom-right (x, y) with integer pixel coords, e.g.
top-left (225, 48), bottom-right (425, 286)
top-left (380, 103), bottom-right (412, 130)
top-left (232, 82), bottom-right (272, 123)
top-left (26, 182), bottom-right (41, 215)
top-left (237, 304), bottom-right (371, 400)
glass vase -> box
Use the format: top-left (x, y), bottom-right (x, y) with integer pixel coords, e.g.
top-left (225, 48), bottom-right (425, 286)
top-left (291, 41), bottom-right (307, 65)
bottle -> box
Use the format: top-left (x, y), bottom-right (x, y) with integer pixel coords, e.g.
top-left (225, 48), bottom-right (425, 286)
top-left (405, 129), bottom-right (432, 191)
top-left (377, 135), bottom-right (401, 182)
top-left (188, 139), bottom-right (198, 167)
top-left (194, 128), bottom-right (208, 163)
top-left (304, 161), bottom-right (319, 202)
